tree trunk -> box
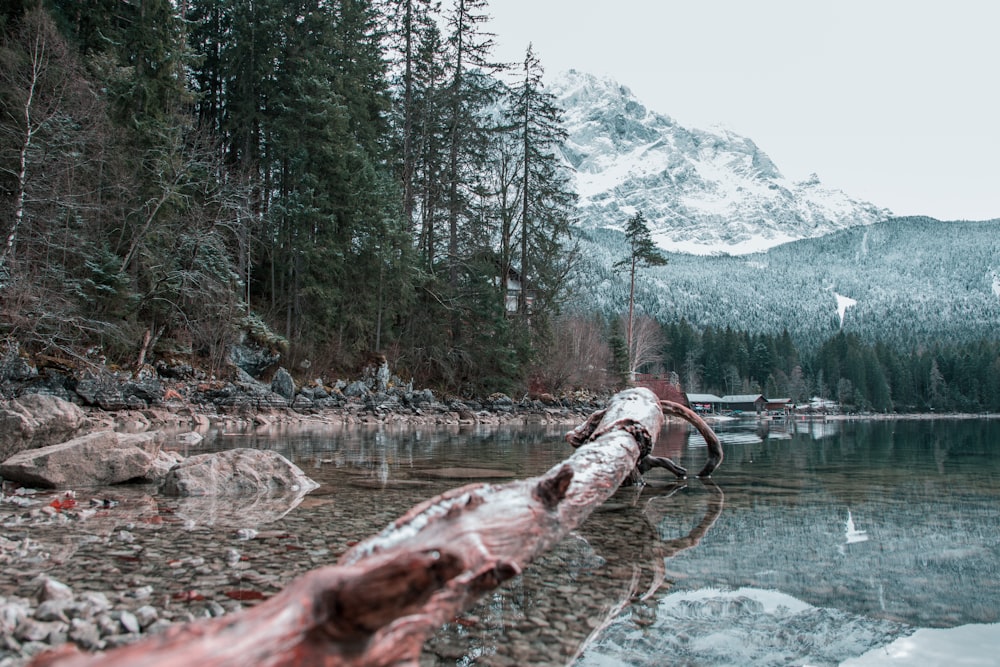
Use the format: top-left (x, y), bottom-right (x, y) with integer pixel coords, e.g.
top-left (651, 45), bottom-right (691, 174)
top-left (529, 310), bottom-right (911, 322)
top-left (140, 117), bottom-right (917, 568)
top-left (32, 388), bottom-right (717, 667)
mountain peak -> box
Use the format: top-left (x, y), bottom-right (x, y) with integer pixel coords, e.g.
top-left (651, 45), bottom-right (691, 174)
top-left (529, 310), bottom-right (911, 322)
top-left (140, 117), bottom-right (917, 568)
top-left (550, 70), bottom-right (891, 255)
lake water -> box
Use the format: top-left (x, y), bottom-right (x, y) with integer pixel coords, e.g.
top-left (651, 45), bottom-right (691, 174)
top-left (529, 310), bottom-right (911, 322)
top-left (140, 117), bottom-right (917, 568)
top-left (4, 417), bottom-right (1000, 666)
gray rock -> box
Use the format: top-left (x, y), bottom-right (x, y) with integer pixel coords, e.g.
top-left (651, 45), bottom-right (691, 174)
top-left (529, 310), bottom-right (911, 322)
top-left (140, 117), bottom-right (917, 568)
top-left (270, 367), bottom-right (295, 401)
top-left (74, 371), bottom-right (130, 410)
top-left (0, 600), bottom-right (29, 633)
top-left (33, 600), bottom-right (70, 623)
top-left (1, 431), bottom-right (163, 488)
top-left (0, 630), bottom-right (21, 651)
top-left (160, 450), bottom-right (320, 527)
top-left (95, 613), bottom-right (119, 638)
top-left (75, 592), bottom-right (110, 616)
top-left (154, 358), bottom-right (195, 380)
top-left (489, 393), bottom-right (515, 407)
top-left (116, 610), bottom-right (140, 634)
top-left (146, 619), bottom-right (173, 635)
top-left (68, 617), bottom-right (103, 650)
top-left (134, 605), bottom-right (158, 628)
top-left (362, 357), bottom-right (390, 393)
top-left (291, 395), bottom-right (314, 410)
top-left (73, 367), bottom-right (164, 409)
top-left (343, 380), bottom-right (369, 398)
top-left (205, 601), bottom-right (226, 618)
top-left (0, 343), bottom-right (36, 383)
top-left (14, 618), bottom-right (65, 643)
top-left (406, 388), bottom-right (436, 406)
top-left (127, 366), bottom-right (164, 404)
top-left (228, 342), bottom-right (280, 379)
top-left (0, 394), bottom-right (87, 462)
top-left (35, 577), bottom-right (73, 604)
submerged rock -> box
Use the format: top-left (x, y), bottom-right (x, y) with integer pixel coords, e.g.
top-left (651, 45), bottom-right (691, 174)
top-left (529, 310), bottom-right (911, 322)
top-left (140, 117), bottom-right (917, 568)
top-left (159, 448), bottom-right (319, 497)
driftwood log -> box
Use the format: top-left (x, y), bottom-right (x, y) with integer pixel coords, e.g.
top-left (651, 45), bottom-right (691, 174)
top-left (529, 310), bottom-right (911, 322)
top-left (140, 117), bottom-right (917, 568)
top-left (32, 387), bottom-right (721, 667)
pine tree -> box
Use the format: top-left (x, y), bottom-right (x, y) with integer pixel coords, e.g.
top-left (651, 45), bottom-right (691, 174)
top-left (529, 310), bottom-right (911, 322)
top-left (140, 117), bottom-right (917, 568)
top-left (614, 210), bottom-right (667, 378)
top-left (382, 0), bottom-right (440, 235)
top-left (263, 0), bottom-right (400, 355)
top-left (505, 43), bottom-right (576, 323)
top-left (440, 0), bottom-right (502, 286)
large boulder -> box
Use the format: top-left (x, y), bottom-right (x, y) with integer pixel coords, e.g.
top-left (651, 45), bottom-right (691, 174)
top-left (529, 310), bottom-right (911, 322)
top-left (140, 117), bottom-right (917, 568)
top-left (229, 341), bottom-right (280, 379)
top-left (0, 431), bottom-right (162, 488)
top-left (270, 367), bottom-right (295, 401)
top-left (159, 449), bottom-right (319, 497)
top-left (0, 394), bottom-right (88, 462)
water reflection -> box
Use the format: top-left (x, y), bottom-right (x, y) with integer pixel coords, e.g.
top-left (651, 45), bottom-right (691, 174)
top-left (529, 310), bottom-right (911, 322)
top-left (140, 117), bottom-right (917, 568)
top-left (572, 418), bottom-right (1000, 666)
top-left (843, 622), bottom-right (1000, 666)
top-left (94, 418), bottom-right (1000, 665)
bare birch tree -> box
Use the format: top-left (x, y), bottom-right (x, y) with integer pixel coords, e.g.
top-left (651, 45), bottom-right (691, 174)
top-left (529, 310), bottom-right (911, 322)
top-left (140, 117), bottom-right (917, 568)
top-left (627, 314), bottom-right (665, 379)
top-left (0, 8), bottom-right (75, 276)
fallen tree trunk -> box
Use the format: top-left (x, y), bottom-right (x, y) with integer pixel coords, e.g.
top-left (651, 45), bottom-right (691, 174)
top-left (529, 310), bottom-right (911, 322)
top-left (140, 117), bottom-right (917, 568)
top-left (33, 387), bottom-right (716, 667)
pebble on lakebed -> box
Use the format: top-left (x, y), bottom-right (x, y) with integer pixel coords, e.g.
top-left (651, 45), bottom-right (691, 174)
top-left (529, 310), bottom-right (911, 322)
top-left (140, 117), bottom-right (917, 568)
top-left (0, 486), bottom-right (262, 667)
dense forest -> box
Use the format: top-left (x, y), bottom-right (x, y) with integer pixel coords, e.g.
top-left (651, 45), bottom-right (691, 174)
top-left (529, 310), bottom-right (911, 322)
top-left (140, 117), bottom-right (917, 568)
top-left (657, 322), bottom-right (1000, 413)
top-left (569, 219), bottom-right (1000, 412)
top-left (571, 218), bottom-right (1000, 351)
top-left (0, 0), bottom-right (578, 395)
top-left (1, 1), bottom-right (997, 411)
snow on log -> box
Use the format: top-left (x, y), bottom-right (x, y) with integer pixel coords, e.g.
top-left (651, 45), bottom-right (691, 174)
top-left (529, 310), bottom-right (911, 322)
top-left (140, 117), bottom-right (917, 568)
top-left (31, 387), bottom-right (705, 667)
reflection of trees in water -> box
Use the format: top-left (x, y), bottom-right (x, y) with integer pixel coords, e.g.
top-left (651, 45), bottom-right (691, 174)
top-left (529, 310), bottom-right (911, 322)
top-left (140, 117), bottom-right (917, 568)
top-left (569, 481), bottom-right (725, 662)
top-left (422, 482), bottom-right (725, 665)
top-left (172, 423), bottom-right (571, 482)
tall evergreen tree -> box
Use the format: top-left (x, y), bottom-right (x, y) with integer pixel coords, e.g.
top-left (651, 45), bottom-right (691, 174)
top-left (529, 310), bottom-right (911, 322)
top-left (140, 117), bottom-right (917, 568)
top-left (505, 43), bottom-right (576, 324)
top-left (440, 0), bottom-right (501, 285)
top-left (381, 0), bottom-right (440, 235)
top-left (614, 210), bottom-right (667, 377)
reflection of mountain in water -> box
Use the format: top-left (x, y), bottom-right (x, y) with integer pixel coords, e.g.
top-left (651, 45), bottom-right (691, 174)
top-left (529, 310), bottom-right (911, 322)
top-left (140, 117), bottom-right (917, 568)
top-left (844, 622), bottom-right (1000, 666)
top-left (609, 419), bottom-right (1000, 665)
top-left (574, 586), bottom-right (1000, 667)
top-left (655, 488), bottom-right (1000, 628)
top-left (575, 587), bottom-right (906, 666)
top-left (653, 423), bottom-right (1000, 631)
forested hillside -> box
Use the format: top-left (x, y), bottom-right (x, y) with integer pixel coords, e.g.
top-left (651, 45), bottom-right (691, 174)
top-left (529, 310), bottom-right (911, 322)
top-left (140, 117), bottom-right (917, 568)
top-left (571, 217), bottom-right (1000, 350)
top-left (565, 217), bottom-right (1000, 411)
top-left (0, 0), bottom-right (577, 394)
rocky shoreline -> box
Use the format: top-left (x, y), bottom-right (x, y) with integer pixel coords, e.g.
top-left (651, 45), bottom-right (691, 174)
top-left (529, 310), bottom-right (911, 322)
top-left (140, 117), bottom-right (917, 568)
top-left (1, 342), bottom-right (608, 441)
top-left (0, 348), bottom-right (611, 667)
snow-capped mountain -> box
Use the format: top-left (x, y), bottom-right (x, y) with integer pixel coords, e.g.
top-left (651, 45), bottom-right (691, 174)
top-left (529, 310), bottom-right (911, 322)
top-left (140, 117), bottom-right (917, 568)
top-left (551, 70), bottom-right (891, 255)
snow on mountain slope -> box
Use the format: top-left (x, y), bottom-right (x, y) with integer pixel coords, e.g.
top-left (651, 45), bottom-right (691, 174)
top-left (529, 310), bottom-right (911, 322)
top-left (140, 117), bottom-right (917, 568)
top-left (551, 70), bottom-right (891, 255)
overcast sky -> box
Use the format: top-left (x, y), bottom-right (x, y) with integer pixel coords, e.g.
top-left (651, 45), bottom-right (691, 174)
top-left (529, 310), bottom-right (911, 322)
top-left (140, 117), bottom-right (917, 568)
top-left (487, 0), bottom-right (999, 221)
